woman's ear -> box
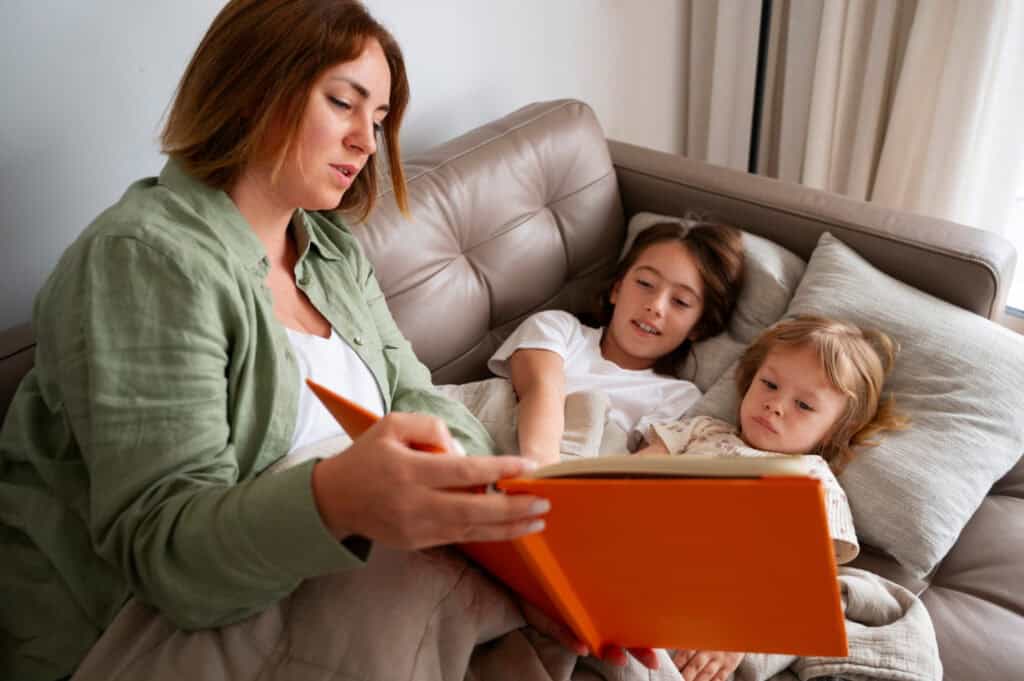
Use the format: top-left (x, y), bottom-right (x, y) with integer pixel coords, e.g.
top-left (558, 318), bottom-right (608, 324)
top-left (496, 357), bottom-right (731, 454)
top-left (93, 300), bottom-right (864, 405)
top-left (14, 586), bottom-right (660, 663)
top-left (609, 280), bottom-right (621, 306)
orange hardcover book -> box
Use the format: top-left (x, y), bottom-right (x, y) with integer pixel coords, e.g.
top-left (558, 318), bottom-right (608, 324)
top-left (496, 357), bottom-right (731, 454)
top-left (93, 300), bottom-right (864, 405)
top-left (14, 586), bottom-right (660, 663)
top-left (306, 379), bottom-right (848, 657)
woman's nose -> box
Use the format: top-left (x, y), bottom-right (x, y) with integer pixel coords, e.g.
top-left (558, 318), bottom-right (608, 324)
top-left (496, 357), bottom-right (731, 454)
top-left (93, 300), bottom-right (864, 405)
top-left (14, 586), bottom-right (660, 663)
top-left (345, 116), bottom-right (377, 156)
top-left (763, 399), bottom-right (782, 416)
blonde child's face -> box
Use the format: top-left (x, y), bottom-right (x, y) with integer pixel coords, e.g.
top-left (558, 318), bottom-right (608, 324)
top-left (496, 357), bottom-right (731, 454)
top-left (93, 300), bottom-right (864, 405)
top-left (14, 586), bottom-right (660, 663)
top-left (738, 344), bottom-right (848, 455)
top-left (601, 241), bottom-right (705, 371)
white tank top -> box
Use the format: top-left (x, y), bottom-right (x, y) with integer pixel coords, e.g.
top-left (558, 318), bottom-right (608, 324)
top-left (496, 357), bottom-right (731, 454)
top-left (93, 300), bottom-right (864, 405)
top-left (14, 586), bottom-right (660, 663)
top-left (285, 327), bottom-right (384, 454)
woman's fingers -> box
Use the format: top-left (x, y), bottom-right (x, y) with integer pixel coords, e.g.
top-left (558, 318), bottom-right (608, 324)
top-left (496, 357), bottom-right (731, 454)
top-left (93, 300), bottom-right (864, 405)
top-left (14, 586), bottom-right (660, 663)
top-left (408, 449), bottom-right (538, 489)
top-left (414, 488), bottom-right (550, 544)
top-left (312, 411), bottom-right (551, 549)
top-left (599, 645), bottom-right (658, 669)
top-left (627, 647), bottom-right (659, 670)
top-left (599, 645), bottom-right (629, 666)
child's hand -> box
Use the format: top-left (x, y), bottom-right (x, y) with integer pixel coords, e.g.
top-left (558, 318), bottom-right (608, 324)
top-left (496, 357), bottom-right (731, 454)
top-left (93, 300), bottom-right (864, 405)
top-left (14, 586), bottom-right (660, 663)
top-left (671, 649), bottom-right (743, 681)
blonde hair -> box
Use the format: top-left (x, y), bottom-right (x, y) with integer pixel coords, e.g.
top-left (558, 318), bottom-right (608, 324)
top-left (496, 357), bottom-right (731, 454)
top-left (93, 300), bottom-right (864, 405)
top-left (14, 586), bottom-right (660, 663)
top-left (735, 315), bottom-right (908, 470)
top-left (161, 0), bottom-right (408, 221)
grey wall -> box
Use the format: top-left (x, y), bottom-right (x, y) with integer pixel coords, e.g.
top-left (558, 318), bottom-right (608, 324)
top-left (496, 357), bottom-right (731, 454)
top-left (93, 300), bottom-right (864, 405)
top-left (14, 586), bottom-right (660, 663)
top-left (0, 0), bottom-right (686, 330)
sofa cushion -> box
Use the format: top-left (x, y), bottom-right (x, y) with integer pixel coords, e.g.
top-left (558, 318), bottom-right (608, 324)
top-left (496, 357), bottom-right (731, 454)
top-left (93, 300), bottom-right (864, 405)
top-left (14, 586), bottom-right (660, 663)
top-left (693, 233), bottom-right (1024, 578)
top-left (922, 458), bottom-right (1024, 681)
top-left (354, 100), bottom-right (623, 385)
top-left (623, 212), bottom-right (805, 392)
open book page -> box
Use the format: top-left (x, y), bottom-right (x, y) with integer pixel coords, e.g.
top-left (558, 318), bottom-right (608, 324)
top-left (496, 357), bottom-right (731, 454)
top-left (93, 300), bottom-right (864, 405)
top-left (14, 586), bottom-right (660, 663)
top-left (527, 453), bottom-right (811, 479)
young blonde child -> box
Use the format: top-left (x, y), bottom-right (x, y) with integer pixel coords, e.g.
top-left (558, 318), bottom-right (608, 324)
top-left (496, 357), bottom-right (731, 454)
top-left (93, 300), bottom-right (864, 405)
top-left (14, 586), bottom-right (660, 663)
top-left (489, 220), bottom-right (746, 466)
top-left (639, 315), bottom-right (908, 680)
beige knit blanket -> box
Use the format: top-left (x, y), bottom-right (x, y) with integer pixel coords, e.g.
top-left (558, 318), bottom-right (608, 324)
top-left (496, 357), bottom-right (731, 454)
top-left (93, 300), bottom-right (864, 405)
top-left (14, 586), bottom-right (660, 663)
top-left (72, 379), bottom-right (941, 681)
top-left (73, 553), bottom-right (939, 681)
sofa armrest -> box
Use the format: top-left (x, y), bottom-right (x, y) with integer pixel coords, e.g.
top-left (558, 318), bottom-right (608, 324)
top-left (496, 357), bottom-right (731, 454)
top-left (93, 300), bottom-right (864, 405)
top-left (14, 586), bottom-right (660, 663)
top-left (608, 139), bottom-right (1017, 320)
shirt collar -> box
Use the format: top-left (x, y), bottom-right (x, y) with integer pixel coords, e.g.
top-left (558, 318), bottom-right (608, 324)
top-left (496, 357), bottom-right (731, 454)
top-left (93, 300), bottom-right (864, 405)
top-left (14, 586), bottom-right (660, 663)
top-left (159, 158), bottom-right (347, 268)
top-left (159, 158), bottom-right (268, 270)
top-left (294, 210), bottom-right (345, 262)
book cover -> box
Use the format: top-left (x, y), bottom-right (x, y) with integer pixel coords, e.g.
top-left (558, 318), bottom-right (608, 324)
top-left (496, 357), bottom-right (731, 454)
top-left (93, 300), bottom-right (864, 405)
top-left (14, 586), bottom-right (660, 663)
top-left (305, 378), bottom-right (848, 657)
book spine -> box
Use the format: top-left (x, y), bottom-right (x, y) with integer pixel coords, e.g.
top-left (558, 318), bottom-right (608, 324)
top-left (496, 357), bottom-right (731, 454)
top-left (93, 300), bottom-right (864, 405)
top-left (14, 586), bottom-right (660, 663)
top-left (515, 532), bottom-right (603, 653)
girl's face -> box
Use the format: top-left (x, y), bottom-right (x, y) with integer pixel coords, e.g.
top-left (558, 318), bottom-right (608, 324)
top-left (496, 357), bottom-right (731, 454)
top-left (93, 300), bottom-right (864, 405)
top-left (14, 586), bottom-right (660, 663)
top-left (739, 344), bottom-right (848, 454)
top-left (270, 38), bottom-right (392, 211)
top-left (600, 240), bottom-right (705, 371)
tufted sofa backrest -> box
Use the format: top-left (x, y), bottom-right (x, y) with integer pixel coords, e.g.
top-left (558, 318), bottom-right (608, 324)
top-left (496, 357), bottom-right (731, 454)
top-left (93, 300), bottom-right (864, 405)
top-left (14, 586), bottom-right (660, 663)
top-left (349, 100), bottom-right (624, 385)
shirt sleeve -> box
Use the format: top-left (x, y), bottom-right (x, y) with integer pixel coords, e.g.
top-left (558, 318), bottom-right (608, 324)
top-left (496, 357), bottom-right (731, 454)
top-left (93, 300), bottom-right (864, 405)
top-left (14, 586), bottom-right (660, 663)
top-left (60, 236), bottom-right (360, 630)
top-left (649, 417), bottom-right (701, 454)
top-left (488, 310), bottom-right (580, 378)
top-left (633, 381), bottom-right (703, 442)
top-left (353, 241), bottom-right (496, 457)
top-left (802, 457), bottom-right (860, 564)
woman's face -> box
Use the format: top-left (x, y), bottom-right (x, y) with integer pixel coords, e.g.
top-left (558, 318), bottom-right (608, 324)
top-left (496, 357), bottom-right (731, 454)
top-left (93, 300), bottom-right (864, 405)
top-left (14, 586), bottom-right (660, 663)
top-left (274, 38), bottom-right (392, 211)
top-left (600, 240), bottom-right (705, 371)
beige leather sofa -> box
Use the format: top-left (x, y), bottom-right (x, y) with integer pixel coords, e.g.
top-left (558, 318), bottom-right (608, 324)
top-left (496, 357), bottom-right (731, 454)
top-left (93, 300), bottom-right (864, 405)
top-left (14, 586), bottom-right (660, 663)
top-left (1, 100), bottom-right (1020, 680)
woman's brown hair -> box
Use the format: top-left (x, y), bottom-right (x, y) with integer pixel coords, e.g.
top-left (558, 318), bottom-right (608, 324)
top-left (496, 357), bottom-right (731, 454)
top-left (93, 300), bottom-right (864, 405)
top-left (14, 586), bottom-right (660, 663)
top-left (594, 219), bottom-right (745, 376)
top-left (161, 0), bottom-right (408, 221)
top-left (735, 315), bottom-right (909, 471)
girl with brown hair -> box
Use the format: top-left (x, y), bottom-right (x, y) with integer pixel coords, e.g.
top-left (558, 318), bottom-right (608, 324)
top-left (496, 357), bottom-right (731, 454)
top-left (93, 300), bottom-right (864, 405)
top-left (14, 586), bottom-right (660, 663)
top-left (490, 220), bottom-right (746, 466)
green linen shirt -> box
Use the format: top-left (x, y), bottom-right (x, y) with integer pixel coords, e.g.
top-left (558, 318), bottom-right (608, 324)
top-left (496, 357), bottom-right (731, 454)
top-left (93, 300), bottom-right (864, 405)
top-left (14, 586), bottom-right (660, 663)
top-left (0, 159), bottom-right (495, 681)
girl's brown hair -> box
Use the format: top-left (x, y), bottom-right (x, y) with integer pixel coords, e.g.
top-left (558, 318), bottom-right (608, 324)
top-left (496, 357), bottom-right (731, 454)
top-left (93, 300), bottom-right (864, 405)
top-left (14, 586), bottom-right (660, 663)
top-left (735, 315), bottom-right (909, 470)
top-left (161, 0), bottom-right (408, 221)
top-left (594, 219), bottom-right (745, 375)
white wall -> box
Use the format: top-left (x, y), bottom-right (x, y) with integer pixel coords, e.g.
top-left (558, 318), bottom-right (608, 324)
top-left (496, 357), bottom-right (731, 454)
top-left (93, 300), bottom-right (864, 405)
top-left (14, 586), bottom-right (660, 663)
top-left (0, 1), bottom-right (685, 330)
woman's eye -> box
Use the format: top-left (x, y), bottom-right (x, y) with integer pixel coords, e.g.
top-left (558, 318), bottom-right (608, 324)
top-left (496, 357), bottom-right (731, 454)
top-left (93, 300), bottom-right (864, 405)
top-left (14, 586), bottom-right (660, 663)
top-left (761, 379), bottom-right (777, 390)
top-left (797, 400), bottom-right (814, 412)
top-left (635, 279), bottom-right (653, 289)
top-left (328, 96), bottom-right (351, 110)
top-left (672, 298), bottom-right (691, 308)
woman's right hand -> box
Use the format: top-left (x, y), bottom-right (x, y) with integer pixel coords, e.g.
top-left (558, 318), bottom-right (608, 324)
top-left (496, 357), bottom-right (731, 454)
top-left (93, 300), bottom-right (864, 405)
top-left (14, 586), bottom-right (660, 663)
top-left (311, 412), bottom-right (550, 549)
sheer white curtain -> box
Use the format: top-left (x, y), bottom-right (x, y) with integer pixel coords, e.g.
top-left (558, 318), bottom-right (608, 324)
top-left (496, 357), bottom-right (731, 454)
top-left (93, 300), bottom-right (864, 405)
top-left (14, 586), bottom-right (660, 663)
top-left (754, 0), bottom-right (1024, 236)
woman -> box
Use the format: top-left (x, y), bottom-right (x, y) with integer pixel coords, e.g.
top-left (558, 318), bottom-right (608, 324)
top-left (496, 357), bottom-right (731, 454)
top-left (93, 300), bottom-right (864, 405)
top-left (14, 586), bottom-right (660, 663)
top-left (0, 2), bottom-right (552, 679)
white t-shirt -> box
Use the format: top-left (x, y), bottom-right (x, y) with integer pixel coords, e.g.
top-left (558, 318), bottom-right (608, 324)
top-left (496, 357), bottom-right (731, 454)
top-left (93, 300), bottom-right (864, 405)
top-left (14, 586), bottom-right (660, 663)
top-left (488, 310), bottom-right (701, 443)
top-left (285, 327), bottom-right (384, 454)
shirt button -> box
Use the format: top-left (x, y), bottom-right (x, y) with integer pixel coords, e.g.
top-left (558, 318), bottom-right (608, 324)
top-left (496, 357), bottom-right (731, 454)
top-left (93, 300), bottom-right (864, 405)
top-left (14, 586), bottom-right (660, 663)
top-left (353, 336), bottom-right (363, 345)
top-left (298, 273), bottom-right (310, 286)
